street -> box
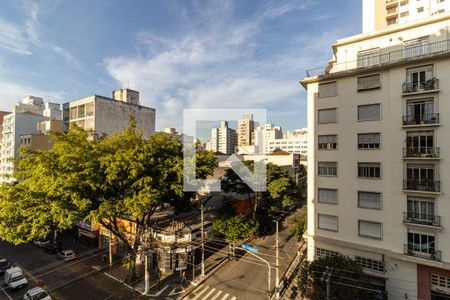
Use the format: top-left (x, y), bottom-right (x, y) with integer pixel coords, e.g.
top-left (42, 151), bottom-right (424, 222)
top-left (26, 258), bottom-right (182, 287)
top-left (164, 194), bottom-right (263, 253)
top-left (0, 240), bottom-right (141, 300)
top-left (186, 217), bottom-right (300, 300)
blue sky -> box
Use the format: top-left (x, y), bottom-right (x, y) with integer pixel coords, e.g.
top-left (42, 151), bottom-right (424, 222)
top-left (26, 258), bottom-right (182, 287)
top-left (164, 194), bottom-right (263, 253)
top-left (0, 0), bottom-right (361, 132)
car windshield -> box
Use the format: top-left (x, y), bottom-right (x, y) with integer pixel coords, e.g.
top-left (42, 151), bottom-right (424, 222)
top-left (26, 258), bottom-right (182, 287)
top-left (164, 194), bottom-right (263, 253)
top-left (11, 274), bottom-right (24, 282)
top-left (35, 291), bottom-right (48, 299)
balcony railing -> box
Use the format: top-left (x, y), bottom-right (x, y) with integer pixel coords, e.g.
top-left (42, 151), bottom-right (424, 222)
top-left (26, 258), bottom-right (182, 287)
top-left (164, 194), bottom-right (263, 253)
top-left (402, 78), bottom-right (439, 93)
top-left (306, 39), bottom-right (450, 77)
top-left (403, 147), bottom-right (440, 158)
top-left (403, 212), bottom-right (441, 227)
top-left (402, 113), bottom-right (439, 126)
top-left (403, 179), bottom-right (440, 192)
top-left (404, 244), bottom-right (441, 261)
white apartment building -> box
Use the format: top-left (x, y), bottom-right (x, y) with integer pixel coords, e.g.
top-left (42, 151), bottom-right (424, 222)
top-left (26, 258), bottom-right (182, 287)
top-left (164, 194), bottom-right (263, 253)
top-left (62, 89), bottom-right (155, 138)
top-left (253, 123), bottom-right (283, 154)
top-left (207, 121), bottom-right (237, 155)
top-left (302, 7), bottom-right (450, 300)
top-left (237, 114), bottom-right (255, 146)
top-left (364, 0), bottom-right (450, 32)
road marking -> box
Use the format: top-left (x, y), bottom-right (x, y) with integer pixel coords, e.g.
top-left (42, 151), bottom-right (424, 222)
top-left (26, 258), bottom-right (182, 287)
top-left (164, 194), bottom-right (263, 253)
top-left (192, 286), bottom-right (210, 300)
top-left (220, 293), bottom-right (230, 300)
top-left (168, 286), bottom-right (185, 296)
top-left (230, 297), bottom-right (237, 300)
top-left (202, 287), bottom-right (216, 299)
top-left (149, 285), bottom-right (169, 297)
top-left (210, 290), bottom-right (223, 300)
top-left (0, 285), bottom-right (12, 300)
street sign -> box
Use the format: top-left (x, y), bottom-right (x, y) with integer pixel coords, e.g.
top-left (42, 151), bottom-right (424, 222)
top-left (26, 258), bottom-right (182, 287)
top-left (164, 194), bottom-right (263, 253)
top-left (242, 244), bottom-right (259, 253)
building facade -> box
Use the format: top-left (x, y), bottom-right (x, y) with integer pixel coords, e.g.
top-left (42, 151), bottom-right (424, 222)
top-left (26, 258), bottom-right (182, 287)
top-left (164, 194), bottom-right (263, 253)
top-left (302, 9), bottom-right (450, 300)
top-left (363, 0), bottom-right (450, 33)
top-left (237, 114), bottom-right (255, 146)
top-left (62, 89), bottom-right (155, 138)
top-left (207, 121), bottom-right (237, 155)
top-left (20, 119), bottom-right (63, 152)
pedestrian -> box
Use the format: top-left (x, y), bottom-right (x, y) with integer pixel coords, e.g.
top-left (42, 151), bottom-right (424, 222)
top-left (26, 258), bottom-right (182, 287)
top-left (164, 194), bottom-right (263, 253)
top-left (181, 271), bottom-right (187, 285)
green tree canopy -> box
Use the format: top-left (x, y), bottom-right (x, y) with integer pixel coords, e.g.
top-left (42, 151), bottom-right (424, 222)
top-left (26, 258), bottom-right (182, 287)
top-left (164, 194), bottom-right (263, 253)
top-left (212, 215), bottom-right (258, 244)
top-left (298, 255), bottom-right (381, 300)
top-left (0, 121), bottom-right (217, 253)
top-left (286, 206), bottom-right (307, 240)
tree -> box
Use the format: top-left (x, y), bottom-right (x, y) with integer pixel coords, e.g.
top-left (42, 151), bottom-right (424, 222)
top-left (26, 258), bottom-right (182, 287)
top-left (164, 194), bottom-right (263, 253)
top-left (0, 120), bottom-right (216, 278)
top-left (298, 255), bottom-right (380, 300)
top-left (286, 206), bottom-right (307, 240)
top-left (212, 215), bottom-right (258, 256)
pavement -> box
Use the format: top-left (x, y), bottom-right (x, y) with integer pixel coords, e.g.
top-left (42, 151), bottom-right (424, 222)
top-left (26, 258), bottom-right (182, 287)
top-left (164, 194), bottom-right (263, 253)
top-left (0, 237), bottom-right (142, 300)
top-left (184, 216), bottom-right (301, 300)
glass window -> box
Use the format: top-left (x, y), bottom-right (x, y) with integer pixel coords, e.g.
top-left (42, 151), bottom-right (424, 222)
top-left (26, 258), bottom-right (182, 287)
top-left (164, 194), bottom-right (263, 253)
top-left (318, 135), bottom-right (337, 150)
top-left (359, 220), bottom-right (382, 239)
top-left (318, 82), bottom-right (338, 98)
top-left (318, 188), bottom-right (338, 204)
top-left (358, 133), bottom-right (381, 149)
top-left (318, 108), bottom-right (337, 124)
top-left (357, 48), bottom-right (380, 68)
top-left (358, 191), bottom-right (382, 209)
top-left (358, 74), bottom-right (381, 91)
top-left (318, 162), bottom-right (337, 177)
top-left (358, 163), bottom-right (381, 179)
top-left (318, 214), bottom-right (338, 231)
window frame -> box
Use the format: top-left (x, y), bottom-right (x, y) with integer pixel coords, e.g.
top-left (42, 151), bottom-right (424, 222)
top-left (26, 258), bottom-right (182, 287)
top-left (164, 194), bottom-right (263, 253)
top-left (358, 191), bottom-right (383, 210)
top-left (357, 74), bottom-right (381, 92)
top-left (318, 81), bottom-right (338, 98)
top-left (357, 103), bottom-right (381, 122)
top-left (318, 214), bottom-right (339, 232)
top-left (318, 108), bottom-right (338, 124)
top-left (358, 132), bottom-right (381, 150)
top-left (358, 220), bottom-right (383, 239)
top-left (358, 162), bottom-right (381, 179)
top-left (318, 134), bottom-right (338, 150)
top-left (318, 188), bottom-right (338, 205)
top-left (318, 162), bottom-right (338, 177)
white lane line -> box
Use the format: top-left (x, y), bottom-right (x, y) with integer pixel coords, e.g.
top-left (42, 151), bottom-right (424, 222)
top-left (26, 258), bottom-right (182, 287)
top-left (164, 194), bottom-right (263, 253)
top-left (149, 285), bottom-right (169, 297)
top-left (0, 285), bottom-right (12, 300)
top-left (210, 290), bottom-right (223, 300)
top-left (220, 293), bottom-right (230, 300)
top-left (202, 287), bottom-right (216, 300)
top-left (192, 286), bottom-right (210, 300)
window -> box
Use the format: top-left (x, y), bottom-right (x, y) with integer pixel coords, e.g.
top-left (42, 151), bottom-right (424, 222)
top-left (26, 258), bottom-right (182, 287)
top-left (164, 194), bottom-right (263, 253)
top-left (357, 48), bottom-right (380, 68)
top-left (400, 11), bottom-right (409, 17)
top-left (401, 0), bottom-right (409, 4)
top-left (318, 108), bottom-right (337, 124)
top-left (318, 82), bottom-right (337, 98)
top-left (387, 18), bottom-right (398, 25)
top-left (358, 104), bottom-right (380, 121)
top-left (358, 163), bottom-right (381, 179)
top-left (358, 133), bottom-right (381, 149)
top-left (407, 196), bottom-right (435, 222)
top-left (359, 220), bottom-right (382, 239)
top-left (355, 256), bottom-right (385, 272)
top-left (318, 162), bottom-right (337, 177)
top-left (318, 214), bottom-right (338, 231)
top-left (405, 65), bottom-right (434, 92)
top-left (431, 274), bottom-right (450, 289)
top-left (316, 248), bottom-right (339, 259)
top-left (417, 6), bottom-right (424, 12)
top-left (358, 191), bottom-right (382, 209)
top-left (404, 37), bottom-right (429, 59)
top-left (406, 131), bottom-right (434, 156)
top-left (358, 74), bottom-right (381, 91)
top-left (318, 188), bottom-right (338, 204)
top-left (407, 231), bottom-right (435, 255)
top-left (318, 135), bottom-right (337, 150)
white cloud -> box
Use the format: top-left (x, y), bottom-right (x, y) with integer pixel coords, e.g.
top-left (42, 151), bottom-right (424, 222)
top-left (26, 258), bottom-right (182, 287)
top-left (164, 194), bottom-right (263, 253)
top-left (0, 18), bottom-right (32, 55)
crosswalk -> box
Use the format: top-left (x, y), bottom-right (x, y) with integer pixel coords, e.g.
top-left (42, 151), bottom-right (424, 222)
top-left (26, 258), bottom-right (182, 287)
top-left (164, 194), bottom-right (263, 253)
top-left (190, 285), bottom-right (237, 300)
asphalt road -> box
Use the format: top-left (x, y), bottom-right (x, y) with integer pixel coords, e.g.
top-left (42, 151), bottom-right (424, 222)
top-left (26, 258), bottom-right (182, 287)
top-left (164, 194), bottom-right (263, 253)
top-left (0, 240), bottom-right (142, 300)
top-left (186, 217), bottom-right (300, 300)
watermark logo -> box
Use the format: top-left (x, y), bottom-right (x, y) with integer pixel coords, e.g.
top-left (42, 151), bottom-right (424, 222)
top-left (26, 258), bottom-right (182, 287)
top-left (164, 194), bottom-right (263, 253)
top-left (183, 108), bottom-right (267, 192)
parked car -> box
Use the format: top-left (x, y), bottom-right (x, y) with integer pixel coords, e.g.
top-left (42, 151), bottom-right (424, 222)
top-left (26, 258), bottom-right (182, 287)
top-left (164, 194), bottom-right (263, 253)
top-left (4, 266), bottom-right (27, 289)
top-left (43, 244), bottom-right (60, 254)
top-left (33, 239), bottom-right (50, 247)
top-left (57, 250), bottom-right (75, 262)
top-left (23, 287), bottom-right (52, 300)
top-left (0, 259), bottom-right (12, 275)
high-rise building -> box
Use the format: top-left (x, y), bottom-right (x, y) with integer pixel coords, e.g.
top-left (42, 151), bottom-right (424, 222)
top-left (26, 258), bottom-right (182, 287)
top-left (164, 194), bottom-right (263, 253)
top-left (62, 89), bottom-right (155, 138)
top-left (0, 95), bottom-right (62, 183)
top-left (207, 121), bottom-right (237, 155)
top-left (253, 123), bottom-right (283, 154)
top-left (302, 4), bottom-right (450, 300)
top-left (237, 114), bottom-right (254, 146)
top-left (363, 0), bottom-right (450, 32)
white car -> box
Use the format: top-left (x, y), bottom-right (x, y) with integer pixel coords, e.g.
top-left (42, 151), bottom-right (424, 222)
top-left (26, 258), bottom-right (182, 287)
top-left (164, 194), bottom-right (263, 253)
top-left (57, 250), bottom-right (75, 261)
top-left (23, 287), bottom-right (52, 300)
top-left (33, 239), bottom-right (50, 247)
top-left (4, 267), bottom-right (27, 289)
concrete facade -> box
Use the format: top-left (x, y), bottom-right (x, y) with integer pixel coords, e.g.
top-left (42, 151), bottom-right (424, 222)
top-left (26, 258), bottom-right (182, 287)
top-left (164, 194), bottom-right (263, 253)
top-left (237, 114), bottom-right (254, 146)
top-left (62, 89), bottom-right (155, 138)
top-left (207, 121), bottom-right (237, 155)
top-left (302, 9), bottom-right (450, 300)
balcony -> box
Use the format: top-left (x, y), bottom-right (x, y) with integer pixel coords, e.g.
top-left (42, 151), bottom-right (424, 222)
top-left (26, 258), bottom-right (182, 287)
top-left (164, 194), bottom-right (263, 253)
top-left (403, 212), bottom-right (441, 227)
top-left (402, 78), bottom-right (439, 94)
top-left (403, 147), bottom-right (440, 158)
top-left (403, 179), bottom-right (440, 192)
top-left (306, 39), bottom-right (450, 77)
top-left (404, 244), bottom-right (441, 261)
top-left (402, 113), bottom-right (439, 126)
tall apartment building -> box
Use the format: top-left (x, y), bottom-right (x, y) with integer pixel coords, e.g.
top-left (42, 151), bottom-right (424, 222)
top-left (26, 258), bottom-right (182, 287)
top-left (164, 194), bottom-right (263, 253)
top-left (207, 121), bottom-right (237, 155)
top-left (20, 119), bottom-right (63, 152)
top-left (302, 6), bottom-right (450, 300)
top-left (253, 123), bottom-right (283, 154)
top-left (62, 89), bottom-right (155, 138)
top-left (237, 114), bottom-right (254, 146)
top-left (363, 0), bottom-right (450, 32)
top-left (266, 133), bottom-right (308, 156)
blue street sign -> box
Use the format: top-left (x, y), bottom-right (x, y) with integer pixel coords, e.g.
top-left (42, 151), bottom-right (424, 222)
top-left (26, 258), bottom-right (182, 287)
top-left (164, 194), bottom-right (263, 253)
top-left (242, 244), bottom-right (259, 253)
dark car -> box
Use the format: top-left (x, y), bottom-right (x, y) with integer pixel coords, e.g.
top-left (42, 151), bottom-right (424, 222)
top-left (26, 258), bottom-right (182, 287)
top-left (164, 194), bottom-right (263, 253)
top-left (0, 259), bottom-right (12, 275)
top-left (43, 244), bottom-right (61, 254)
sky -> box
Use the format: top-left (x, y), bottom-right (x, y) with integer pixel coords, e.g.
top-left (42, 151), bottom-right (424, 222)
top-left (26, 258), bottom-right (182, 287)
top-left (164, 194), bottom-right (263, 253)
top-left (0, 0), bottom-right (361, 133)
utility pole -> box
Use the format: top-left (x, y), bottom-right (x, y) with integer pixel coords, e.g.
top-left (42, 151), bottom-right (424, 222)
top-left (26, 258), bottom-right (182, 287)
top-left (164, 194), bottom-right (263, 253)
top-left (192, 249), bottom-right (195, 282)
top-left (201, 201), bottom-right (205, 277)
top-left (275, 219), bottom-right (280, 299)
top-left (109, 230), bottom-right (113, 267)
top-left (321, 267), bottom-right (333, 300)
top-left (144, 253), bottom-right (149, 294)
